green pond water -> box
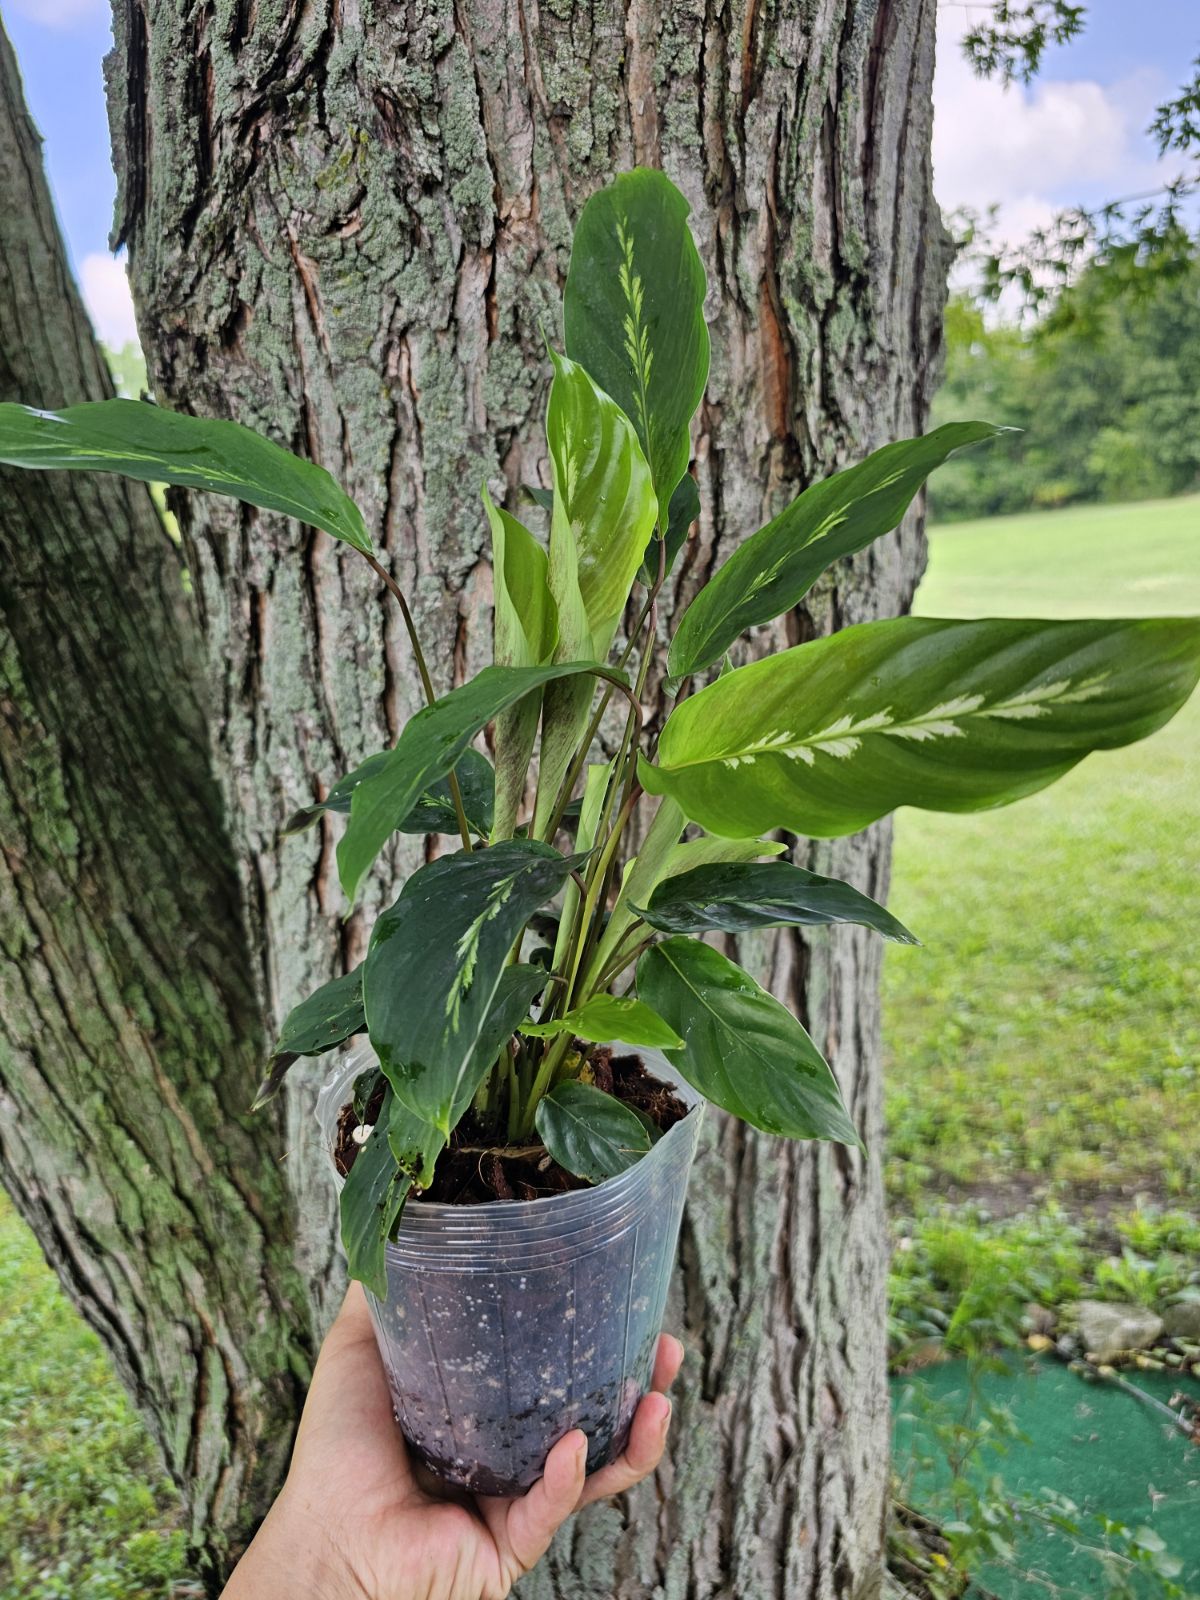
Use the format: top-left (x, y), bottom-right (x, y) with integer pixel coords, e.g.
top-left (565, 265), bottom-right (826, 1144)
top-left (891, 1356), bottom-right (1200, 1597)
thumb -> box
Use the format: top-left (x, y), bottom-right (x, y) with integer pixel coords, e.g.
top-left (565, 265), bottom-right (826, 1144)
top-left (500, 1430), bottom-right (588, 1576)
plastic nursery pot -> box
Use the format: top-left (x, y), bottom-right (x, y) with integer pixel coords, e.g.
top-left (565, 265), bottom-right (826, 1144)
top-left (316, 1046), bottom-right (702, 1497)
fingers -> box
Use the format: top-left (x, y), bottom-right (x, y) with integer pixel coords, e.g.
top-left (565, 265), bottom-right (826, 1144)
top-left (500, 1429), bottom-right (588, 1573)
top-left (650, 1332), bottom-right (685, 1395)
top-left (575, 1390), bottom-right (673, 1508)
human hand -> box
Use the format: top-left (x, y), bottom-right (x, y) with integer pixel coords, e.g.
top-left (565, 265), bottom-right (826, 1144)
top-left (223, 1283), bottom-right (683, 1600)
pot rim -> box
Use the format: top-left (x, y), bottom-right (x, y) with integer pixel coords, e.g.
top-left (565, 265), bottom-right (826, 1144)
top-left (315, 1039), bottom-right (703, 1231)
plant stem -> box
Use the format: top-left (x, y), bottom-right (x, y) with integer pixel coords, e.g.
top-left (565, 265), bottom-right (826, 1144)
top-left (363, 550), bottom-right (473, 852)
top-left (537, 597), bottom-right (652, 845)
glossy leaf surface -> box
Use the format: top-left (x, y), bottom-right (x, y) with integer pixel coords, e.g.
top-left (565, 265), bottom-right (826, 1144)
top-left (637, 939), bottom-right (860, 1146)
top-left (635, 861), bottom-right (918, 943)
top-left (0, 398), bottom-right (371, 552)
top-left (363, 843), bottom-right (579, 1132)
top-left (520, 995), bottom-right (683, 1050)
top-left (535, 1080), bottom-right (653, 1182)
top-left (564, 168), bottom-right (709, 529)
top-left (645, 616), bottom-right (1200, 839)
top-left (271, 968), bottom-right (364, 1058)
top-left (546, 350), bottom-right (656, 655)
top-left (668, 423), bottom-right (1007, 678)
top-left (338, 661), bottom-right (615, 902)
top-left (340, 1090), bottom-right (445, 1297)
top-left (486, 487), bottom-right (557, 839)
top-left (285, 749), bottom-right (494, 839)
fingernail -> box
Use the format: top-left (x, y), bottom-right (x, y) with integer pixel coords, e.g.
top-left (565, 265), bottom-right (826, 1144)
top-left (659, 1398), bottom-right (672, 1433)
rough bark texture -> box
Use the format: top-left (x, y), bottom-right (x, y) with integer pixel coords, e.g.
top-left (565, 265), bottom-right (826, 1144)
top-left (0, 19), bottom-right (315, 1571)
top-left (86, 0), bottom-right (944, 1592)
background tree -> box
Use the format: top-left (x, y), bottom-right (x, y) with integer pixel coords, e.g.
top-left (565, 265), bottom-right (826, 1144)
top-left (930, 252), bottom-right (1200, 519)
top-left (0, 15), bottom-right (314, 1564)
top-left (2, 1), bottom-right (951, 1593)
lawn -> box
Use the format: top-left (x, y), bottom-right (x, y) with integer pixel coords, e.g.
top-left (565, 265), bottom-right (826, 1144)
top-left (883, 494), bottom-right (1200, 1210)
top-left (0, 493), bottom-right (1196, 1594)
top-left (0, 1201), bottom-right (191, 1598)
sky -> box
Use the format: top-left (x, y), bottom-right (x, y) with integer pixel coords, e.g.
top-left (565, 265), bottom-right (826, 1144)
top-left (3, 0), bottom-right (1197, 345)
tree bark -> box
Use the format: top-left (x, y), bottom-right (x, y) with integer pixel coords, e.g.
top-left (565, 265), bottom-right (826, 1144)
top-left (0, 18), bottom-right (314, 1574)
top-left (4, 0), bottom-right (947, 1592)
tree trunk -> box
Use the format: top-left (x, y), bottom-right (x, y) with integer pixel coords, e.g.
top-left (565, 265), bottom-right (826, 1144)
top-left (13, 0), bottom-right (946, 1592)
top-left (0, 18), bottom-right (315, 1573)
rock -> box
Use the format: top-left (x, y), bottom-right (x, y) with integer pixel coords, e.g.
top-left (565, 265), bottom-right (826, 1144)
top-left (1162, 1301), bottom-right (1200, 1340)
top-left (1075, 1299), bottom-right (1163, 1362)
top-left (1025, 1302), bottom-right (1056, 1335)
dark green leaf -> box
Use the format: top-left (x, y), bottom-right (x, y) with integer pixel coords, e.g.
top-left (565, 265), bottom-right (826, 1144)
top-left (637, 939), bottom-right (861, 1146)
top-left (520, 994), bottom-right (683, 1049)
top-left (634, 861), bottom-right (918, 943)
top-left (668, 423), bottom-right (1009, 678)
top-left (285, 749), bottom-right (494, 838)
top-left (523, 484), bottom-right (554, 512)
top-left (446, 963), bottom-right (546, 1127)
top-left (364, 843), bottom-right (581, 1131)
top-left (250, 1052), bottom-right (298, 1113)
top-left (340, 1089), bottom-right (444, 1297)
top-left (340, 1116), bottom-right (399, 1299)
top-left (644, 615), bottom-right (1200, 838)
top-left (0, 398), bottom-right (371, 552)
top-left (338, 661), bottom-right (617, 902)
top-left (638, 470), bottom-right (700, 586)
top-left (254, 967), bottom-right (366, 1109)
top-left (535, 1080), bottom-right (653, 1182)
top-left (272, 968), bottom-right (364, 1058)
top-left (564, 169), bottom-right (709, 530)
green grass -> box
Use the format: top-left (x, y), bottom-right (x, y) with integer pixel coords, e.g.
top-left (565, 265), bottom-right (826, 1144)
top-left (884, 494), bottom-right (1200, 1208)
top-left (0, 1199), bottom-right (192, 1598)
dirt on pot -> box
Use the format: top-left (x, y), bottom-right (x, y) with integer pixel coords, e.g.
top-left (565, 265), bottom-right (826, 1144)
top-left (333, 1047), bottom-right (689, 1204)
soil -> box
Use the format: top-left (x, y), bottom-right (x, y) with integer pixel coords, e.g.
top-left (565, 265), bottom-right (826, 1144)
top-left (333, 1047), bottom-right (689, 1205)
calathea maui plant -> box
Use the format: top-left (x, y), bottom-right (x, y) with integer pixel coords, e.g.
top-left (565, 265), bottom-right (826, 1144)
top-left (3, 171), bottom-right (1199, 1308)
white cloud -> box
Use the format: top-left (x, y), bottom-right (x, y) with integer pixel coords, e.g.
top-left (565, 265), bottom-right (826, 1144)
top-left (79, 253), bottom-right (139, 348)
top-left (933, 8), bottom-right (1172, 248)
top-left (6, 0), bottom-right (105, 27)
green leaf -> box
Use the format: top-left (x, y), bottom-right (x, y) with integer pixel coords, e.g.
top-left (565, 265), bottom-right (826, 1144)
top-left (520, 995), bottom-right (683, 1050)
top-left (0, 398), bottom-right (371, 553)
top-left (485, 486), bottom-right (558, 839)
top-left (634, 861), bottom-right (918, 944)
top-left (338, 661), bottom-right (617, 903)
top-left (363, 842), bottom-right (580, 1132)
top-left (545, 350), bottom-right (657, 655)
top-left (644, 615), bottom-right (1200, 838)
top-left (637, 939), bottom-right (860, 1146)
top-left (448, 962), bottom-right (546, 1127)
top-left (340, 1089), bottom-right (445, 1297)
top-left (254, 966), bottom-right (367, 1109)
top-left (583, 795), bottom-right (785, 990)
top-left (551, 760), bottom-right (612, 973)
top-left (564, 168), bottom-right (710, 530)
top-left (535, 1080), bottom-right (653, 1182)
top-left (668, 423), bottom-right (1008, 679)
top-left (532, 354), bottom-right (655, 835)
top-left (285, 749), bottom-right (495, 839)
top-left (272, 968), bottom-right (364, 1057)
top-left (639, 470), bottom-right (700, 586)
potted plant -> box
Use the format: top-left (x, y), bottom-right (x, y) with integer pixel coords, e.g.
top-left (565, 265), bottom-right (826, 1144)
top-left (2, 168), bottom-right (1198, 1498)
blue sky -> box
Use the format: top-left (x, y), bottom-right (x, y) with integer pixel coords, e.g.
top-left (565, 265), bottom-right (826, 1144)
top-left (4, 0), bottom-right (1197, 342)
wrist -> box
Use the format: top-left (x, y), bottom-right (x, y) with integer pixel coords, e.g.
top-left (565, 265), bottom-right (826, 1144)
top-left (223, 1482), bottom-right (359, 1600)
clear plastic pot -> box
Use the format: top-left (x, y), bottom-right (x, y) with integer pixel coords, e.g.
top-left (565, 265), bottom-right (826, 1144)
top-left (316, 1046), bottom-right (702, 1496)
